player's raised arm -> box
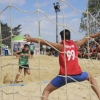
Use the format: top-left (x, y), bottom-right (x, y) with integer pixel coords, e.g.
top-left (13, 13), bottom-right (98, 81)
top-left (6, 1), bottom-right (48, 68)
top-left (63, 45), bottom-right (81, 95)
top-left (24, 37), bottom-right (63, 51)
top-left (75, 32), bottom-right (100, 47)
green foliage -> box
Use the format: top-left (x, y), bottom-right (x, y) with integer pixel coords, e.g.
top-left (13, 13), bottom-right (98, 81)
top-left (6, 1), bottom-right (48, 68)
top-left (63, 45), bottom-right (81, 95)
top-left (80, 0), bottom-right (100, 34)
top-left (1, 22), bottom-right (21, 47)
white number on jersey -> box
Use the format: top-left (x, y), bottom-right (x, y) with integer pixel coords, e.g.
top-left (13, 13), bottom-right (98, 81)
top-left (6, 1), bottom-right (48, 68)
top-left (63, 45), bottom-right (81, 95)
top-left (66, 50), bottom-right (75, 61)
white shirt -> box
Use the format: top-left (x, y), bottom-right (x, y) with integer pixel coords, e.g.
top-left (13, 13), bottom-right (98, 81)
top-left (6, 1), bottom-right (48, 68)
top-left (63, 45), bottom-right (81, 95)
top-left (42, 45), bottom-right (46, 49)
top-left (5, 46), bottom-right (8, 50)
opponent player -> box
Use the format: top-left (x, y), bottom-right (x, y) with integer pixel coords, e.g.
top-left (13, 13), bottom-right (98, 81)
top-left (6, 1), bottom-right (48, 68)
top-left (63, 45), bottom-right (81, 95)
top-left (14, 44), bottom-right (30, 83)
top-left (25, 29), bottom-right (100, 100)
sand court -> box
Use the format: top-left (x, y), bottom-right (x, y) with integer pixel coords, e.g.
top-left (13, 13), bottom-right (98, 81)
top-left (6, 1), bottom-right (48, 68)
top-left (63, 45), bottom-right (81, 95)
top-left (0, 55), bottom-right (100, 100)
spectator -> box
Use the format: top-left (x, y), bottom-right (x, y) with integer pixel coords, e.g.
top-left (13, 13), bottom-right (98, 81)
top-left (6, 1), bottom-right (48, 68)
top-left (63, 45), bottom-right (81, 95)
top-left (40, 45), bottom-right (43, 54)
top-left (16, 42), bottom-right (23, 58)
top-left (50, 48), bottom-right (55, 55)
top-left (5, 44), bottom-right (8, 56)
top-left (29, 42), bottom-right (35, 59)
top-left (84, 45), bottom-right (88, 58)
top-left (78, 39), bottom-right (100, 59)
top-left (42, 45), bottom-right (46, 54)
top-left (78, 46), bottom-right (83, 58)
top-left (82, 46), bottom-right (85, 58)
top-left (92, 42), bottom-right (96, 51)
top-left (46, 46), bottom-right (50, 55)
top-left (24, 34), bottom-right (31, 45)
top-left (90, 45), bottom-right (96, 58)
top-left (18, 42), bottom-right (23, 51)
top-left (96, 45), bottom-right (100, 60)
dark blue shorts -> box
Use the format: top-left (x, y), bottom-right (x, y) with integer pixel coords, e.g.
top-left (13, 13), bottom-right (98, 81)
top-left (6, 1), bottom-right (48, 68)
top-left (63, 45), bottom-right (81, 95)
top-left (51, 72), bottom-right (88, 88)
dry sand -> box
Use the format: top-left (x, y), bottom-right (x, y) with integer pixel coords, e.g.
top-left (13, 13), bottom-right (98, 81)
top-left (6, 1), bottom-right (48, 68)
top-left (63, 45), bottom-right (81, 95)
top-left (0, 55), bottom-right (100, 100)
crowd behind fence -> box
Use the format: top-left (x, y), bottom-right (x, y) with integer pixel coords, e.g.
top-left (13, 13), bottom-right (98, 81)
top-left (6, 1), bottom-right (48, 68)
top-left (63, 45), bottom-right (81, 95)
top-left (78, 39), bottom-right (100, 59)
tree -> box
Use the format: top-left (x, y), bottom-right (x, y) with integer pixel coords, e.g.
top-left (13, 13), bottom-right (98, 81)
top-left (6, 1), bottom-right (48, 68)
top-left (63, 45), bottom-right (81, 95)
top-left (1, 22), bottom-right (21, 47)
top-left (80, 0), bottom-right (100, 35)
top-left (12, 24), bottom-right (21, 35)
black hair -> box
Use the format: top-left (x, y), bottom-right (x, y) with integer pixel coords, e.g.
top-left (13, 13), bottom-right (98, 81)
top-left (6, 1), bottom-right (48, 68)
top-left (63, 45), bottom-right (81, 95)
top-left (24, 44), bottom-right (29, 48)
top-left (60, 29), bottom-right (71, 40)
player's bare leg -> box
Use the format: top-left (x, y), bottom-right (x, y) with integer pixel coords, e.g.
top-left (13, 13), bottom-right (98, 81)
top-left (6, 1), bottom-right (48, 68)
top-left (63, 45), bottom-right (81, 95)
top-left (14, 69), bottom-right (22, 84)
top-left (41, 83), bottom-right (58, 100)
top-left (25, 69), bottom-right (30, 75)
top-left (86, 73), bottom-right (100, 99)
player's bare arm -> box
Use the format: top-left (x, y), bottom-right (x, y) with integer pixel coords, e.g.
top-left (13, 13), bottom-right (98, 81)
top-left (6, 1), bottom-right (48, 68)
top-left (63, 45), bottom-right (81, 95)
top-left (13, 50), bottom-right (22, 57)
top-left (75, 32), bottom-right (100, 46)
top-left (25, 37), bottom-right (63, 51)
top-left (14, 50), bottom-right (22, 58)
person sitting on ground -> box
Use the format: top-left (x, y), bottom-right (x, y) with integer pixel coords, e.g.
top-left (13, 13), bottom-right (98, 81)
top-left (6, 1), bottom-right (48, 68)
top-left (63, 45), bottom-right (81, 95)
top-left (96, 45), bottom-right (100, 60)
top-left (84, 45), bottom-right (88, 59)
top-left (90, 45), bottom-right (95, 58)
top-left (25, 29), bottom-right (100, 100)
top-left (78, 46), bottom-right (82, 58)
top-left (81, 46), bottom-right (85, 58)
top-left (14, 44), bottom-right (30, 83)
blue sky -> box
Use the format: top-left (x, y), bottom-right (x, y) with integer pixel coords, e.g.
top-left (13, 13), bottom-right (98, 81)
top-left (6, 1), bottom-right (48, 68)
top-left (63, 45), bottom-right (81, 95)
top-left (0, 0), bottom-right (86, 42)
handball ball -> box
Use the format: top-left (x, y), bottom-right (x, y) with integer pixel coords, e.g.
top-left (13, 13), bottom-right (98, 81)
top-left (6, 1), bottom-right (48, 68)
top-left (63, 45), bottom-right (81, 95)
top-left (24, 34), bottom-right (30, 37)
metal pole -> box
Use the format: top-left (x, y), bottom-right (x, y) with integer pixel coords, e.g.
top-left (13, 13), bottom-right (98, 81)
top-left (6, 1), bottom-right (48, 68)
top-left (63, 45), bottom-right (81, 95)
top-left (56, 11), bottom-right (58, 43)
top-left (36, 0), bottom-right (42, 98)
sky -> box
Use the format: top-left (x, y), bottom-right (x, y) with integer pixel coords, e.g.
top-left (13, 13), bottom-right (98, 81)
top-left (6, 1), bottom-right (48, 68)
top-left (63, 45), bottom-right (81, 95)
top-left (0, 0), bottom-right (87, 42)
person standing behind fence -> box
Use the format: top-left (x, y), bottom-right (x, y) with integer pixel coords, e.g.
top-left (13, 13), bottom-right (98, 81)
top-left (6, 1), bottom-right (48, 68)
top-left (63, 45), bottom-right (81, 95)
top-left (18, 42), bottom-right (23, 51)
top-left (15, 42), bottom-right (23, 58)
top-left (40, 45), bottom-right (43, 54)
top-left (29, 42), bottom-right (35, 59)
top-left (42, 45), bottom-right (46, 54)
top-left (24, 34), bottom-right (31, 45)
top-left (5, 44), bottom-right (8, 56)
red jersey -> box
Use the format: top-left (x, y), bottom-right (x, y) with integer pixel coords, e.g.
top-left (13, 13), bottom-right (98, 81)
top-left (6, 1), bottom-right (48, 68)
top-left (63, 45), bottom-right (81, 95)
top-left (59, 40), bottom-right (82, 75)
